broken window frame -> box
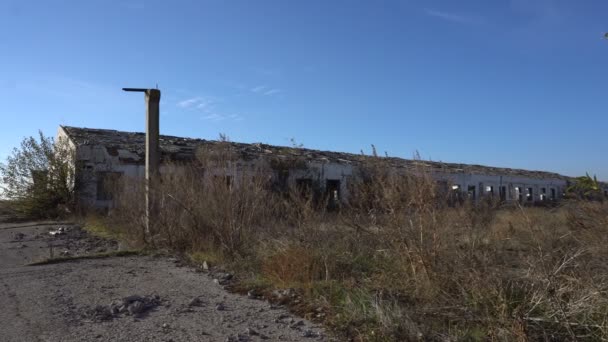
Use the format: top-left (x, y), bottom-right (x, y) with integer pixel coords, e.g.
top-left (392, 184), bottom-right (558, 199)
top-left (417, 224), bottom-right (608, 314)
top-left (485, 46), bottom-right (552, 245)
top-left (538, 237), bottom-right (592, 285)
top-left (467, 185), bottom-right (476, 200)
top-left (526, 187), bottom-right (534, 202)
top-left (325, 179), bottom-right (341, 211)
top-left (499, 186), bottom-right (507, 201)
top-left (540, 187), bottom-right (547, 201)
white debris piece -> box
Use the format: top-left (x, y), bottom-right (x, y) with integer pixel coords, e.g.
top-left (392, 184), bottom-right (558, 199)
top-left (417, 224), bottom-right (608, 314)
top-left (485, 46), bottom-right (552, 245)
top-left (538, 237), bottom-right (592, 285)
top-left (49, 227), bottom-right (67, 236)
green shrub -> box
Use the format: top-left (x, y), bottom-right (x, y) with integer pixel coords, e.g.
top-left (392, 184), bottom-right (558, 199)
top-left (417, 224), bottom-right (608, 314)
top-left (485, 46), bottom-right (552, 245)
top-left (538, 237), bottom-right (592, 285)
top-left (0, 131), bottom-right (75, 218)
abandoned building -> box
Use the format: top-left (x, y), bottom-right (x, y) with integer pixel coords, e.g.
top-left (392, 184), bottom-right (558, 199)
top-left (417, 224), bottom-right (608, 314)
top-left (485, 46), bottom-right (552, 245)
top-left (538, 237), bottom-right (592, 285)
top-left (56, 125), bottom-right (588, 209)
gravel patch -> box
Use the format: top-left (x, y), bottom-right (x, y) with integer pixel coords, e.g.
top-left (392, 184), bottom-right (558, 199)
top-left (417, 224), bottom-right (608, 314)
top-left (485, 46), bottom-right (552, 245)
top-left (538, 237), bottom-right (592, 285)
top-left (0, 220), bottom-right (329, 342)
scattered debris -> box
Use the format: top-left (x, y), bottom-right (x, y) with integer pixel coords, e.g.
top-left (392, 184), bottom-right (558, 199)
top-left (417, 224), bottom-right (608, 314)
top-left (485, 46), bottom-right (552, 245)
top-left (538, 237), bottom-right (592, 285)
top-left (45, 225), bottom-right (120, 256)
top-left (274, 313), bottom-right (290, 323)
top-left (225, 335), bottom-right (248, 342)
top-left (273, 288), bottom-right (296, 300)
top-left (128, 300), bottom-right (145, 315)
top-left (84, 294), bottom-right (162, 321)
top-left (188, 297), bottom-right (203, 307)
top-left (1, 221), bottom-right (328, 341)
top-left (49, 227), bottom-right (67, 236)
top-left (301, 329), bottom-right (320, 338)
top-left (245, 327), bottom-right (259, 336)
top-left (290, 320), bottom-right (305, 329)
top-left (87, 305), bottom-right (114, 321)
top-left (212, 272), bottom-right (234, 286)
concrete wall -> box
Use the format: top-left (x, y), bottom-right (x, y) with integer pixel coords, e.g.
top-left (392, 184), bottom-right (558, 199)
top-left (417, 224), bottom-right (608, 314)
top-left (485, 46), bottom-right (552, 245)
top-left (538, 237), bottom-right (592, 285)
top-left (64, 139), bottom-right (357, 208)
top-left (434, 171), bottom-right (567, 202)
top-left (58, 126), bottom-right (144, 208)
top-left (61, 127), bottom-right (568, 208)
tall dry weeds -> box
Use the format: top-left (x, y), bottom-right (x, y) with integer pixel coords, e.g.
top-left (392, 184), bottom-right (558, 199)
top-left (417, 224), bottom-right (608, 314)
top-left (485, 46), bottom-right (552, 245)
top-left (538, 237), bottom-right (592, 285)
top-left (106, 149), bottom-right (608, 341)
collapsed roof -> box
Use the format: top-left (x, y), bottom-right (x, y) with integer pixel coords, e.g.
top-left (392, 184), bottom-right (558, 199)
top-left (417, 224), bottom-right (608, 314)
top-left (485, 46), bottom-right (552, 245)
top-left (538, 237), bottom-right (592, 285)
top-left (61, 126), bottom-right (569, 180)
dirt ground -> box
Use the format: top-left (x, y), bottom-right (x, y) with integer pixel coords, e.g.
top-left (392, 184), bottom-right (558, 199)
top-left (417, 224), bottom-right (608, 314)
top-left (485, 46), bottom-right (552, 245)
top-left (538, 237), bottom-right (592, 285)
top-left (0, 219), bottom-right (327, 342)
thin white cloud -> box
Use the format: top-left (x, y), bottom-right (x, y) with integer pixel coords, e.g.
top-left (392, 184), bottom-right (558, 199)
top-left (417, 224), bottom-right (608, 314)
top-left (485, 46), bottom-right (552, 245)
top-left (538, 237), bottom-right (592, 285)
top-left (177, 94), bottom-right (243, 122)
top-left (249, 85), bottom-right (281, 96)
top-left (263, 88), bottom-right (281, 96)
top-left (177, 96), bottom-right (220, 109)
top-left (424, 8), bottom-right (481, 25)
top-left (196, 99), bottom-right (213, 109)
top-left (200, 112), bottom-right (244, 122)
top-left (201, 113), bottom-right (224, 121)
top-left (177, 97), bottom-right (202, 108)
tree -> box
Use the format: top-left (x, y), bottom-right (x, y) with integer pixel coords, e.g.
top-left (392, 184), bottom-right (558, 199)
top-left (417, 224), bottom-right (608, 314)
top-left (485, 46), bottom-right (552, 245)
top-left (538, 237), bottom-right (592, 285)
top-left (0, 131), bottom-right (75, 217)
top-left (566, 173), bottom-right (603, 201)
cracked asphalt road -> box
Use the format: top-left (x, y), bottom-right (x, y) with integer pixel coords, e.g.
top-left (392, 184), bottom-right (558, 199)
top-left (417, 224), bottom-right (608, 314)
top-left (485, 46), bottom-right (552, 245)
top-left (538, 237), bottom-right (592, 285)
top-left (0, 220), bottom-right (327, 342)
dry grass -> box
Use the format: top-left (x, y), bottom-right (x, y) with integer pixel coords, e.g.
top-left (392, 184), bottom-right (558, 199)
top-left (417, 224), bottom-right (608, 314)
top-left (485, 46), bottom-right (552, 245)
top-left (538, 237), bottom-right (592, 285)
top-left (82, 214), bottom-right (126, 240)
top-left (105, 148), bottom-right (608, 341)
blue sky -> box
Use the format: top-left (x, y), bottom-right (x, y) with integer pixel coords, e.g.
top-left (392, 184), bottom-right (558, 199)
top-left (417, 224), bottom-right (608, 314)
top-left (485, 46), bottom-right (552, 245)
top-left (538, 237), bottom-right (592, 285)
top-left (1, 0), bottom-right (607, 179)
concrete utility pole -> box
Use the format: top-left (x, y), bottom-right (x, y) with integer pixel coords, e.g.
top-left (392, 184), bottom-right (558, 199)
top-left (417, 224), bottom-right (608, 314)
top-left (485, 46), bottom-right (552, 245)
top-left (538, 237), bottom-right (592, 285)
top-left (122, 88), bottom-right (161, 238)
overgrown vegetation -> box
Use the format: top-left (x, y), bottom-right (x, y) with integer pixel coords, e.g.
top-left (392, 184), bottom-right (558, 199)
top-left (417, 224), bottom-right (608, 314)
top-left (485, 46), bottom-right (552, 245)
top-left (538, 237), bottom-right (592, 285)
top-left (0, 131), bottom-right (75, 218)
top-left (100, 142), bottom-right (608, 341)
top-left (566, 173), bottom-right (604, 201)
top-left (83, 214), bottom-right (125, 240)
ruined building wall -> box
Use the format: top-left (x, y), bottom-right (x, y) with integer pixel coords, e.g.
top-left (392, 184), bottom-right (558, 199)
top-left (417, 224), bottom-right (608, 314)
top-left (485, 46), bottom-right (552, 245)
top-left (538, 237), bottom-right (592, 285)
top-left (58, 126), bottom-right (570, 209)
top-left (433, 171), bottom-right (567, 202)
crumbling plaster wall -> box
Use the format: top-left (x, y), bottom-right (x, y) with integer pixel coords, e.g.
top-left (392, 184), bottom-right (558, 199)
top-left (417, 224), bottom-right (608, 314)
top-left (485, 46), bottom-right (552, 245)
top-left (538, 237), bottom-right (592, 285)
top-left (68, 139), bottom-right (356, 208)
top-left (280, 160), bottom-right (354, 200)
top-left (198, 157), bottom-right (354, 200)
top-left (62, 128), bottom-right (567, 208)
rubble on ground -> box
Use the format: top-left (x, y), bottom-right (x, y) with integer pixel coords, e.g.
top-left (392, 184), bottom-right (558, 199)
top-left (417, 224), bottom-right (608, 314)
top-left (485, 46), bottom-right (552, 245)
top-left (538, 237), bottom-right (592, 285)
top-left (45, 225), bottom-right (119, 255)
top-left (83, 294), bottom-right (162, 322)
top-left (12, 232), bottom-right (25, 241)
top-left (49, 227), bottom-right (67, 236)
